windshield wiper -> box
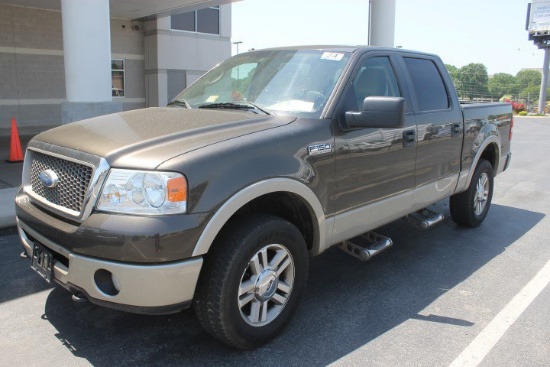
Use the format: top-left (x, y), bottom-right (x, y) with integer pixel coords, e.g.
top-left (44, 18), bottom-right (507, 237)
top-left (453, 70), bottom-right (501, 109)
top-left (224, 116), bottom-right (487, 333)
top-left (167, 99), bottom-right (190, 108)
top-left (198, 102), bottom-right (271, 115)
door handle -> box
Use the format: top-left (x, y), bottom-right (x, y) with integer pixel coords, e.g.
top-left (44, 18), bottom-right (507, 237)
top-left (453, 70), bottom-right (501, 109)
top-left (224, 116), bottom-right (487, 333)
top-left (403, 129), bottom-right (416, 148)
top-left (452, 122), bottom-right (462, 137)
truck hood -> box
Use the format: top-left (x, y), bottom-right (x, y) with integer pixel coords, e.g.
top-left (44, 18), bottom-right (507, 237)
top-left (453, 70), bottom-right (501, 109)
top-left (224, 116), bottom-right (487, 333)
top-left (33, 107), bottom-right (295, 169)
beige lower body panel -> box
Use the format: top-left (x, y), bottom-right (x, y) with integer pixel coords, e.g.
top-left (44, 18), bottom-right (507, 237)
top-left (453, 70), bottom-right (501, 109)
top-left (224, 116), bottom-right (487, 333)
top-left (18, 220), bottom-right (203, 308)
top-left (325, 174), bottom-right (459, 249)
top-left (65, 255), bottom-right (203, 308)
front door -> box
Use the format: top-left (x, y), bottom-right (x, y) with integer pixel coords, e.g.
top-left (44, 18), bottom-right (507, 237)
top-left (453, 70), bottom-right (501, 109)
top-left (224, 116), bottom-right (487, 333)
top-left (332, 54), bottom-right (417, 215)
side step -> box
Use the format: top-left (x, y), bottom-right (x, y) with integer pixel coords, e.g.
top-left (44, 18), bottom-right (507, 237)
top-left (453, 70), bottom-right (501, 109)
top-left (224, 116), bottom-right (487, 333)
top-left (407, 208), bottom-right (444, 230)
top-left (339, 231), bottom-right (393, 261)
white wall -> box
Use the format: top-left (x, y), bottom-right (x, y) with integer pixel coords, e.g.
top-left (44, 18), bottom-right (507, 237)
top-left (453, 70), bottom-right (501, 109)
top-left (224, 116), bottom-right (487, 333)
top-left (144, 4), bottom-right (232, 107)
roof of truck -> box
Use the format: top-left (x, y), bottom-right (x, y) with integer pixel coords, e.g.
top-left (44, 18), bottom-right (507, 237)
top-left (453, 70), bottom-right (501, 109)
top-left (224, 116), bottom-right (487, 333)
top-left (259, 45), bottom-right (361, 52)
top-left (250, 45), bottom-right (438, 58)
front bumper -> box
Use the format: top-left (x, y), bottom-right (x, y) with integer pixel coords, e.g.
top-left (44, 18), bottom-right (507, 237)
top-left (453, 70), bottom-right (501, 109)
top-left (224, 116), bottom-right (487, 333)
top-left (15, 187), bottom-right (208, 263)
top-left (19, 218), bottom-right (203, 314)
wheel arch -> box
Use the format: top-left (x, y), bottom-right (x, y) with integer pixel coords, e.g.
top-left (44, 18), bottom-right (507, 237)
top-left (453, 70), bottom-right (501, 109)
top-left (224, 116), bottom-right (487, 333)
top-left (192, 178), bottom-right (326, 257)
top-left (456, 136), bottom-right (501, 193)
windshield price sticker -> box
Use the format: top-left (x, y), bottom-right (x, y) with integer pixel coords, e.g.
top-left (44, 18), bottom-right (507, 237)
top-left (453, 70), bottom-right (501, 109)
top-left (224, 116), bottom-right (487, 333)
top-left (320, 52), bottom-right (345, 61)
top-left (206, 95), bottom-right (219, 103)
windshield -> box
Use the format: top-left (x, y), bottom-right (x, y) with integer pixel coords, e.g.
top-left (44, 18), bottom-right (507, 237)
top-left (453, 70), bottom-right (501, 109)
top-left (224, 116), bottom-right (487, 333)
top-left (173, 49), bottom-right (351, 118)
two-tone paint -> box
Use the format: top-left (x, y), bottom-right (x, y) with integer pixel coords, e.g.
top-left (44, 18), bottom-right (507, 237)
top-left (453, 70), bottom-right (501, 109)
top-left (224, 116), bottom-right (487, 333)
top-left (15, 46), bottom-right (512, 313)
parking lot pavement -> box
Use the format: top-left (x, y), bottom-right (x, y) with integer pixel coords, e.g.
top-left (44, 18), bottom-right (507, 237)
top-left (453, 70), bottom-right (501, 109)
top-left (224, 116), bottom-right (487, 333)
top-left (1, 117), bottom-right (549, 366)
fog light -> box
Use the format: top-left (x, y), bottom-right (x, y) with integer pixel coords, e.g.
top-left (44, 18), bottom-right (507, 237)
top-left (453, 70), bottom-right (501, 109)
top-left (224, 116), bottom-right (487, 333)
top-left (112, 273), bottom-right (121, 292)
top-left (94, 269), bottom-right (120, 296)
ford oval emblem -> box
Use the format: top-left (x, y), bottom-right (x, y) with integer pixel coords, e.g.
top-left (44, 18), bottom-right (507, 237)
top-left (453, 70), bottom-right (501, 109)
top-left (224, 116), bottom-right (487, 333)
top-left (38, 169), bottom-right (59, 188)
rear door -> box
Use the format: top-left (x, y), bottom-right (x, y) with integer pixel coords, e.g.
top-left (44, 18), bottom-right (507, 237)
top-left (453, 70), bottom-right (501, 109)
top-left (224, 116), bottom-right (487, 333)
top-left (399, 55), bottom-right (464, 189)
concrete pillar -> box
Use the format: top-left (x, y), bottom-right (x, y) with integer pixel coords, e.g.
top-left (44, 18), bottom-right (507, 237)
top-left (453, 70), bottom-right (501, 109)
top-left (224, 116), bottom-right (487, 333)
top-left (144, 17), bottom-right (169, 108)
top-left (60, 0), bottom-right (121, 123)
top-left (369, 0), bottom-right (396, 47)
top-left (538, 48), bottom-right (550, 114)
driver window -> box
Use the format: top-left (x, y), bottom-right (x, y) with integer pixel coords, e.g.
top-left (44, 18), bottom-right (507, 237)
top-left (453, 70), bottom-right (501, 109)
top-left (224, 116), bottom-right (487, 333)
top-left (351, 57), bottom-right (400, 110)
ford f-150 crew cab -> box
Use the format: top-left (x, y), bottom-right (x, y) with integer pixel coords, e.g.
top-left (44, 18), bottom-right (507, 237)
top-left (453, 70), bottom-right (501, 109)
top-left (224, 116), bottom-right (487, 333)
top-left (16, 46), bottom-right (512, 349)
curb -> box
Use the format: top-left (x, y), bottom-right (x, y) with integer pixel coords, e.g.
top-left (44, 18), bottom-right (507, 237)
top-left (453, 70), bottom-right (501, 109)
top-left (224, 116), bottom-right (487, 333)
top-left (0, 187), bottom-right (18, 228)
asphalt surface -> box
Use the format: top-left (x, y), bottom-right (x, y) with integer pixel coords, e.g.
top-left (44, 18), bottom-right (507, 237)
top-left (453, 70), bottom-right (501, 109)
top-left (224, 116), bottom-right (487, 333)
top-left (0, 117), bottom-right (549, 366)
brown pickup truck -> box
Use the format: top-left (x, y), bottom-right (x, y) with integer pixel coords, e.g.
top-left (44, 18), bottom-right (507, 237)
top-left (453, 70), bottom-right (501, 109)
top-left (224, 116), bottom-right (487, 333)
top-left (16, 46), bottom-right (512, 349)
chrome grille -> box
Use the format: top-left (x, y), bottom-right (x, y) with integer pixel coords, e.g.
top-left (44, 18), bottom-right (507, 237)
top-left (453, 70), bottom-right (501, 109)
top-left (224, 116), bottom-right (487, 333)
top-left (30, 151), bottom-right (94, 213)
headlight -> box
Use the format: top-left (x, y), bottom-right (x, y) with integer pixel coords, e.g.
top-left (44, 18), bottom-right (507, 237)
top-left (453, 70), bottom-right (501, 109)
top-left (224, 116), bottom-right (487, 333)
top-left (97, 169), bottom-right (187, 215)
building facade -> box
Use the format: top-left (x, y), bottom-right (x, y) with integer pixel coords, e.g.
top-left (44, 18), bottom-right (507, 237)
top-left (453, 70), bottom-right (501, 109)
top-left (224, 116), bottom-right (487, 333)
top-left (145, 6), bottom-right (232, 108)
top-left (0, 2), bottom-right (232, 134)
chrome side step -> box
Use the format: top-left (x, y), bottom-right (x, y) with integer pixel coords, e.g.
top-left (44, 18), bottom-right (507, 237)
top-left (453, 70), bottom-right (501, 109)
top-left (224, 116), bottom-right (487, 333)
top-left (339, 231), bottom-right (393, 261)
top-left (407, 208), bottom-right (444, 230)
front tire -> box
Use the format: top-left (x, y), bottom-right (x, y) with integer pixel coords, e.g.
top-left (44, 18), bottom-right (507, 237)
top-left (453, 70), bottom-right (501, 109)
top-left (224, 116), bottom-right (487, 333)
top-left (193, 214), bottom-right (308, 349)
top-left (450, 159), bottom-right (494, 227)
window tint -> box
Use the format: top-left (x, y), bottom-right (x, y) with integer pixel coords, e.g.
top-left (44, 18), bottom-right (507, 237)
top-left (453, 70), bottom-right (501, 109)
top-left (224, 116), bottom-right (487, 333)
top-left (171, 12), bottom-right (195, 32)
top-left (404, 58), bottom-right (449, 111)
top-left (197, 8), bottom-right (220, 34)
top-left (171, 7), bottom-right (219, 35)
top-left (350, 57), bottom-right (400, 111)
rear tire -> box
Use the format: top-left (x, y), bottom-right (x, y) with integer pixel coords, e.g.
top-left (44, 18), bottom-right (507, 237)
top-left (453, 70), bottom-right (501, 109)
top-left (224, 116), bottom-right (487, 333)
top-left (450, 159), bottom-right (494, 227)
top-left (193, 214), bottom-right (308, 349)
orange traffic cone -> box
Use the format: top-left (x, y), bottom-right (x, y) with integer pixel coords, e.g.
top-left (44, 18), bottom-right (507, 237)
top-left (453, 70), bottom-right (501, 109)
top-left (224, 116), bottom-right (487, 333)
top-left (7, 117), bottom-right (24, 163)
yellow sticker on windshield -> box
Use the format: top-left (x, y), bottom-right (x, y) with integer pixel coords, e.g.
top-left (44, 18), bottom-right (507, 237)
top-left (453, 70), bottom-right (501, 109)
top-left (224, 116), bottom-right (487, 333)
top-left (206, 95), bottom-right (219, 102)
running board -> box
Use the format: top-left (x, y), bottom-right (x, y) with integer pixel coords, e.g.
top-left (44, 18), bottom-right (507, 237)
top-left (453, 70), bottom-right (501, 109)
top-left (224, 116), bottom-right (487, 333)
top-left (339, 231), bottom-right (393, 261)
top-left (407, 208), bottom-right (444, 230)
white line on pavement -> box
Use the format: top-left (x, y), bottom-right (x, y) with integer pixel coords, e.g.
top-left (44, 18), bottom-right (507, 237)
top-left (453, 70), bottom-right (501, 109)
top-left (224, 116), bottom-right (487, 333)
top-left (449, 256), bottom-right (550, 367)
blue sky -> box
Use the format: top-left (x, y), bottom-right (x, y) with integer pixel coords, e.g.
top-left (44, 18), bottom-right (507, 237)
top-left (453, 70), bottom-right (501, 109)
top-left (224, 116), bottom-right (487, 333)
top-left (232, 0), bottom-right (543, 76)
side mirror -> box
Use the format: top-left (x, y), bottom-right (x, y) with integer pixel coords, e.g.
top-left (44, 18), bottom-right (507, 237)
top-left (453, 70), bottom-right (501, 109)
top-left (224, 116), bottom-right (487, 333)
top-left (343, 96), bottom-right (405, 130)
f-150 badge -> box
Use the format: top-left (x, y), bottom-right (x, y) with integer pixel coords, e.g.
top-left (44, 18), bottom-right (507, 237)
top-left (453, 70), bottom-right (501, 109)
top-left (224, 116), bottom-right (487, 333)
top-left (308, 144), bottom-right (332, 156)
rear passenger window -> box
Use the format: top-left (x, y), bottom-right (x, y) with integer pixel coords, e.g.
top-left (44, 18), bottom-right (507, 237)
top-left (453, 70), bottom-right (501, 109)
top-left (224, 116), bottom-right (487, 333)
top-left (404, 58), bottom-right (449, 112)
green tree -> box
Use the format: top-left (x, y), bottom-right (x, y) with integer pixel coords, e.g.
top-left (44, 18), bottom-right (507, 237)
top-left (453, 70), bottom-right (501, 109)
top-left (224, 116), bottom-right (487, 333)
top-left (488, 73), bottom-right (517, 99)
top-left (519, 85), bottom-right (550, 101)
top-left (456, 63), bottom-right (489, 100)
top-left (521, 84), bottom-right (540, 97)
top-left (445, 64), bottom-right (459, 87)
top-left (515, 70), bottom-right (541, 92)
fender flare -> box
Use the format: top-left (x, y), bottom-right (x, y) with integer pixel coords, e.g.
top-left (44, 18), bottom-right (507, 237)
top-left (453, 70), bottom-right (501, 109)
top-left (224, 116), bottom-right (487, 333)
top-left (456, 135), bottom-right (501, 193)
top-left (192, 178), bottom-right (327, 257)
